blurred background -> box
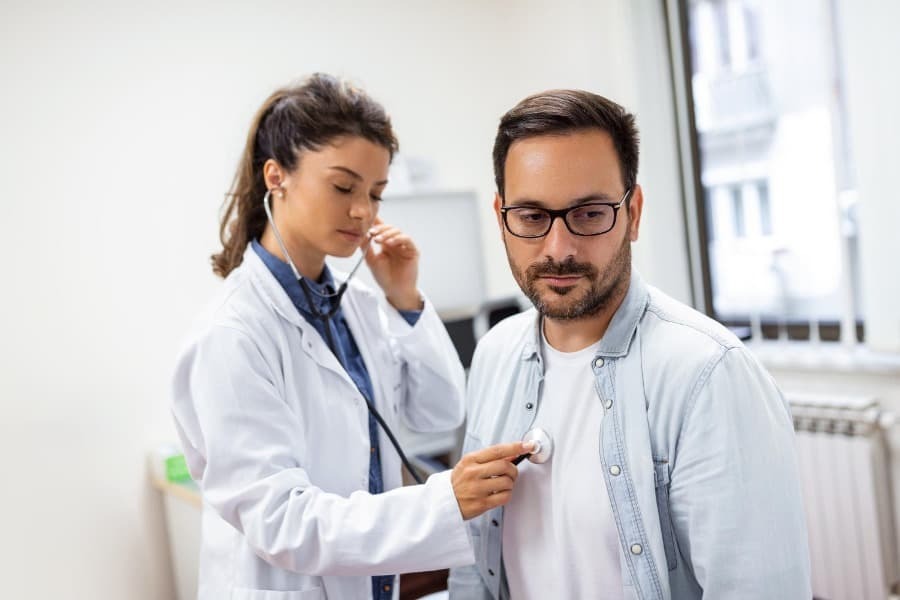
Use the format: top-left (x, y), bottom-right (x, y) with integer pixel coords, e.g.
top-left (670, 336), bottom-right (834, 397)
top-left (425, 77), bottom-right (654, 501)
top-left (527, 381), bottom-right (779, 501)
top-left (1, 1), bottom-right (899, 598)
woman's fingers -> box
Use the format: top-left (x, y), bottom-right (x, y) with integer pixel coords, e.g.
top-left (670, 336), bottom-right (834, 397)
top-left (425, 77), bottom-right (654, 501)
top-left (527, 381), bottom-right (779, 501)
top-left (368, 225), bottom-right (417, 258)
top-left (450, 441), bottom-right (531, 520)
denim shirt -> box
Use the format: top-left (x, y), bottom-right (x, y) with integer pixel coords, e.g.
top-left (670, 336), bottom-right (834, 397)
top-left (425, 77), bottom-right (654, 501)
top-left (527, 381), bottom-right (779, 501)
top-left (252, 240), bottom-right (420, 600)
top-left (448, 272), bottom-right (811, 600)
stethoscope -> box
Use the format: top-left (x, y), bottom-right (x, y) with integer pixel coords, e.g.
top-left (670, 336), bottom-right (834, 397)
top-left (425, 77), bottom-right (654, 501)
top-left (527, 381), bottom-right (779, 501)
top-left (263, 189), bottom-right (426, 485)
top-left (512, 427), bottom-right (554, 465)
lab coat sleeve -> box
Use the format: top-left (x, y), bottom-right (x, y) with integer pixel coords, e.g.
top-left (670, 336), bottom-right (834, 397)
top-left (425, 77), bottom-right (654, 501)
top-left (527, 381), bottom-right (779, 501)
top-left (381, 295), bottom-right (466, 433)
top-left (667, 347), bottom-right (812, 599)
top-left (172, 325), bottom-right (474, 576)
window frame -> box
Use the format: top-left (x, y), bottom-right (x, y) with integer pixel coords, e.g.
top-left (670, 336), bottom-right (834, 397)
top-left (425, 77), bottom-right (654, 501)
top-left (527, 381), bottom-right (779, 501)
top-left (663, 0), bottom-right (863, 343)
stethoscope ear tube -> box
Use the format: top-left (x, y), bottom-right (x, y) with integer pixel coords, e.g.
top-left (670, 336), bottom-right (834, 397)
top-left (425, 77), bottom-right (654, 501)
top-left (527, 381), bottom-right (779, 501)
top-left (263, 189), bottom-right (303, 281)
top-left (263, 188), bottom-right (371, 297)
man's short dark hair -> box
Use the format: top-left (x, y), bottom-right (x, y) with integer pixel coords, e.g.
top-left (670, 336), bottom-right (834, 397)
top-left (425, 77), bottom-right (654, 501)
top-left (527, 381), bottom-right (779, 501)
top-left (492, 89), bottom-right (640, 199)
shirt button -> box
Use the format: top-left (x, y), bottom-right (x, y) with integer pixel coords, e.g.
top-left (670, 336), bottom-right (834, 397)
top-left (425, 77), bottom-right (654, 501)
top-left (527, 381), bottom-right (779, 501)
top-left (383, 584), bottom-right (392, 592)
top-left (604, 398), bottom-right (613, 409)
top-left (488, 568), bottom-right (495, 576)
top-left (594, 357), bottom-right (605, 368)
top-left (525, 402), bottom-right (534, 410)
top-left (631, 544), bottom-right (643, 555)
top-left (609, 465), bottom-right (621, 476)
top-left (491, 519), bottom-right (499, 526)
top-left (370, 447), bottom-right (375, 454)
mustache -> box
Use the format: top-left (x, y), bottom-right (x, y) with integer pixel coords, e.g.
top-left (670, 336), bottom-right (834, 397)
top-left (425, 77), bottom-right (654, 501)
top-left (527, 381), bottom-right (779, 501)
top-left (526, 257), bottom-right (597, 278)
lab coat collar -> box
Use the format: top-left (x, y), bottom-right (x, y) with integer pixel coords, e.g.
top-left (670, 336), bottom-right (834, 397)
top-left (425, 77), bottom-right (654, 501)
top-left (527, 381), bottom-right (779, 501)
top-left (520, 270), bottom-right (649, 360)
top-left (241, 244), bottom-right (308, 330)
top-left (240, 244), bottom-right (379, 388)
top-left (250, 239), bottom-right (341, 319)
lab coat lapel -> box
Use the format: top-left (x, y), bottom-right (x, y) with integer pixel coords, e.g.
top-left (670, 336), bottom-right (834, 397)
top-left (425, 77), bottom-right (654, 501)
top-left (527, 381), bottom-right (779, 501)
top-left (341, 284), bottom-right (388, 406)
top-left (242, 247), bottom-right (355, 386)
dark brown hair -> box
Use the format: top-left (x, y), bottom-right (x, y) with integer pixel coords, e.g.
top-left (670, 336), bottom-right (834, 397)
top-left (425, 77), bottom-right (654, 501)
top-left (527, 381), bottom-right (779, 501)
top-left (492, 89), bottom-right (639, 199)
top-left (211, 73), bottom-right (399, 277)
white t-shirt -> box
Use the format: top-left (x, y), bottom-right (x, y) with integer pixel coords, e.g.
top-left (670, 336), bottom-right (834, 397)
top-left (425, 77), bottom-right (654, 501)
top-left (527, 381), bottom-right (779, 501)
top-left (502, 331), bottom-right (624, 600)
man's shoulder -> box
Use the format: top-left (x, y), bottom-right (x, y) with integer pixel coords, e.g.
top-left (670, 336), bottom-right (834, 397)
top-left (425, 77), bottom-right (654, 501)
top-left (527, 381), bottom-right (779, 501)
top-left (466, 308), bottom-right (537, 393)
top-left (643, 284), bottom-right (742, 352)
top-left (465, 308), bottom-right (537, 442)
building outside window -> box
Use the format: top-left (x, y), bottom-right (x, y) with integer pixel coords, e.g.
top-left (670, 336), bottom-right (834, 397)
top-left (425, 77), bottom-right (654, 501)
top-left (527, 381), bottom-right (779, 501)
top-left (683, 0), bottom-right (861, 340)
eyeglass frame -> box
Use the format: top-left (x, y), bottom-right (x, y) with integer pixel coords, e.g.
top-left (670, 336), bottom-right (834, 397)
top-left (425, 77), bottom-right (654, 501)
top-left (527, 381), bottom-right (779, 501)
top-left (499, 187), bottom-right (633, 238)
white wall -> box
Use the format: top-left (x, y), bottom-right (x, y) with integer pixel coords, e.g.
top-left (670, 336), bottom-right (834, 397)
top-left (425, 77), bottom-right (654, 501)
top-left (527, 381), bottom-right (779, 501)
top-left (837, 0), bottom-right (900, 352)
top-left (0, 1), bottom-right (692, 599)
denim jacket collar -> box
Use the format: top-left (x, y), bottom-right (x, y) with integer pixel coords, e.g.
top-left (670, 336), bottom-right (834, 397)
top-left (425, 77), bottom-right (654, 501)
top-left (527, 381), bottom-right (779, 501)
top-left (520, 270), bottom-right (650, 361)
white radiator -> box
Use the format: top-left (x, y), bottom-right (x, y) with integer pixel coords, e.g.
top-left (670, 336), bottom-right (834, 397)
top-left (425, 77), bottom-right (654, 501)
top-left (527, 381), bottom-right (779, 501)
top-left (789, 393), bottom-right (899, 600)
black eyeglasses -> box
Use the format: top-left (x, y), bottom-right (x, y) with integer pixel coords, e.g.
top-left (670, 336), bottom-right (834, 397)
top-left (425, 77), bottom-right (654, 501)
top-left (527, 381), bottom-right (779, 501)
top-left (500, 188), bottom-right (632, 238)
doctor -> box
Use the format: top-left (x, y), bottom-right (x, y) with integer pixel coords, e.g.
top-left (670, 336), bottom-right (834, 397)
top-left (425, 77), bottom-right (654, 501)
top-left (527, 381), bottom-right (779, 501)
top-left (171, 73), bottom-right (528, 600)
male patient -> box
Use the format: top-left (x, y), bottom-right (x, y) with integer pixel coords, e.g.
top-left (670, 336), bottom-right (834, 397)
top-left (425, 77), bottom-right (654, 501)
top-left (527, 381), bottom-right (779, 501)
top-left (448, 90), bottom-right (811, 599)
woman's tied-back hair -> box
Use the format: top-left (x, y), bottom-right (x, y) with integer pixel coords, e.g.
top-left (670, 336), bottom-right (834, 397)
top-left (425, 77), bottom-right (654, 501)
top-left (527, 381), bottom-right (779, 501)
top-left (211, 73), bottom-right (399, 277)
top-left (492, 89), bottom-right (639, 200)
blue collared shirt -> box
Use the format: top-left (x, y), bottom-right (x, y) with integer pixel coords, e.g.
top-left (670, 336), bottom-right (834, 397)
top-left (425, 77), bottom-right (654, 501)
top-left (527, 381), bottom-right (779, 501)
top-left (252, 240), bottom-right (420, 600)
top-left (449, 272), bottom-right (811, 600)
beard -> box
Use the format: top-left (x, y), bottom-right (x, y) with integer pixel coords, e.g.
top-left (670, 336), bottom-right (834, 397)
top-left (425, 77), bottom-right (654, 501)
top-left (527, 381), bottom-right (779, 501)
top-left (507, 229), bottom-right (632, 320)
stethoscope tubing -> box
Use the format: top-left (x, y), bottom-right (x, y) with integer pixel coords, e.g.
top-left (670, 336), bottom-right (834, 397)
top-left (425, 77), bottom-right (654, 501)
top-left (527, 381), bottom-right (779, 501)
top-left (264, 188), bottom-right (425, 485)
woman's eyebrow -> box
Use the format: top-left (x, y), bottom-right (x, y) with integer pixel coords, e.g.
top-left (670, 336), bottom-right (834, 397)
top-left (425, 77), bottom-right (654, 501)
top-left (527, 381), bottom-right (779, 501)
top-left (328, 166), bottom-right (388, 186)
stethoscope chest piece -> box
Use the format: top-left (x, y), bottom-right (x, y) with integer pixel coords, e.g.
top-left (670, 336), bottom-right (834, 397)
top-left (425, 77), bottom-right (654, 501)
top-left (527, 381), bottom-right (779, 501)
top-left (520, 427), bottom-right (554, 464)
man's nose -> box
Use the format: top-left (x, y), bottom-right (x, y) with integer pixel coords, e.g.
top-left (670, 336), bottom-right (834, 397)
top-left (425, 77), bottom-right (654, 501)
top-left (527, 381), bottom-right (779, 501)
top-left (540, 216), bottom-right (578, 260)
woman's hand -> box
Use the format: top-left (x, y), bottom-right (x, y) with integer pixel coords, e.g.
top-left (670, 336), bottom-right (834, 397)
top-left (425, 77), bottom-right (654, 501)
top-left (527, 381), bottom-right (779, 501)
top-left (364, 218), bottom-right (422, 311)
top-left (450, 442), bottom-right (532, 520)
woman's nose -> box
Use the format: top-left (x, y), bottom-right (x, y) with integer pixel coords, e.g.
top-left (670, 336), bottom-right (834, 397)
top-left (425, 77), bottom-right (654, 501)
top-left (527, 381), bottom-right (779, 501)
top-left (348, 193), bottom-right (375, 221)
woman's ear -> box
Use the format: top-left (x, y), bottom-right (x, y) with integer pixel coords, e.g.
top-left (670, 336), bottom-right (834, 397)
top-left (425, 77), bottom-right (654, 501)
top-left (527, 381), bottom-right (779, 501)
top-left (263, 159), bottom-right (286, 192)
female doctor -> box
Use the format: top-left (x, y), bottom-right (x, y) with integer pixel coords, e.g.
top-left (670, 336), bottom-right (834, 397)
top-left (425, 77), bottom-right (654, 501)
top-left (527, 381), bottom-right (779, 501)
top-left (171, 73), bottom-right (528, 600)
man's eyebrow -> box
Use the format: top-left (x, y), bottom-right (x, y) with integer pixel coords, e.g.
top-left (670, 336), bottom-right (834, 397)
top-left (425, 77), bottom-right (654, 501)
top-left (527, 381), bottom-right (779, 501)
top-left (505, 198), bottom-right (545, 208)
top-left (328, 166), bottom-right (388, 185)
top-left (567, 193), bottom-right (617, 205)
top-left (506, 193), bottom-right (616, 208)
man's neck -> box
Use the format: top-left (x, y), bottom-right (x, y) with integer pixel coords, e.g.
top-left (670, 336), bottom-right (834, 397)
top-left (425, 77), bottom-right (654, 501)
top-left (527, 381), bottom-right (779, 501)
top-left (542, 280), bottom-right (630, 353)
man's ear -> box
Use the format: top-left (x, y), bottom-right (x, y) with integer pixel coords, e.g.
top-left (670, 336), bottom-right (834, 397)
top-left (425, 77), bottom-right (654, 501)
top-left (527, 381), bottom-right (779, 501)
top-left (493, 192), bottom-right (504, 234)
top-left (626, 184), bottom-right (644, 241)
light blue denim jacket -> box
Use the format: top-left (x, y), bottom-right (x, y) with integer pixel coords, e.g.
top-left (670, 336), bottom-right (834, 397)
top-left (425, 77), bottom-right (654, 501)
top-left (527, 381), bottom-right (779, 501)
top-left (448, 273), bottom-right (811, 600)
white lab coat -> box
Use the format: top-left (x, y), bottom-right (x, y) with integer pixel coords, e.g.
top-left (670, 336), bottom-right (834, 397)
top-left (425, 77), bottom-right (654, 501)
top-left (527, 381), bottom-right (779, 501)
top-left (171, 245), bottom-right (474, 600)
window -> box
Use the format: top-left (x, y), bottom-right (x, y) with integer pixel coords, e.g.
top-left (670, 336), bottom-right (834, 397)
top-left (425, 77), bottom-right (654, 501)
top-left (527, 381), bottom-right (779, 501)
top-left (757, 180), bottom-right (771, 236)
top-left (680, 0), bottom-right (862, 341)
top-left (730, 186), bottom-right (745, 238)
